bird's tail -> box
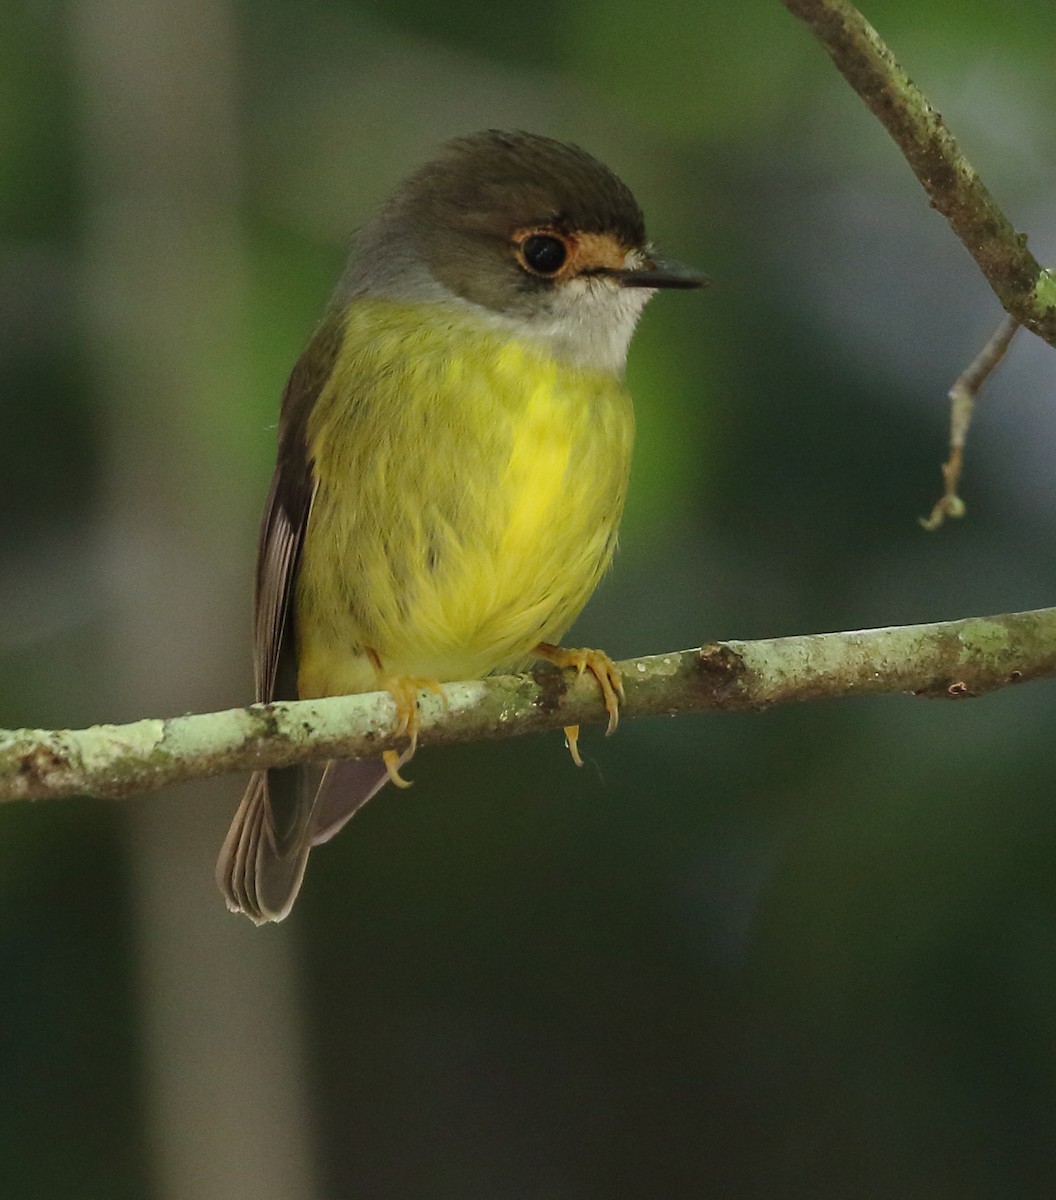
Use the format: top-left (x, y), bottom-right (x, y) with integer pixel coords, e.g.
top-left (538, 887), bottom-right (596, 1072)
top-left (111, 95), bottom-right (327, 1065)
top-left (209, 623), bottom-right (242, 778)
top-left (216, 758), bottom-right (393, 923)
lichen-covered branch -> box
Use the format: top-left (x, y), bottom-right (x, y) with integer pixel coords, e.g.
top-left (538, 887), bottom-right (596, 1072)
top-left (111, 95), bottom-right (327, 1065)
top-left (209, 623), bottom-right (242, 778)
top-left (3, 607), bottom-right (1055, 804)
top-left (780, 0), bottom-right (1056, 346)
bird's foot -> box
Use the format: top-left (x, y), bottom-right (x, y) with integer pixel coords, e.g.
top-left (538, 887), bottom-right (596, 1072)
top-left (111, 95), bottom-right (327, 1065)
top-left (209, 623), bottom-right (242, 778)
top-left (534, 642), bottom-right (624, 766)
top-left (368, 650), bottom-right (447, 787)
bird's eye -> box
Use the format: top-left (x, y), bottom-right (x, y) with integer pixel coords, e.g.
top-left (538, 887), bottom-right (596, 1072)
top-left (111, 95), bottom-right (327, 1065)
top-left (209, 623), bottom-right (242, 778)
top-left (519, 234), bottom-right (568, 276)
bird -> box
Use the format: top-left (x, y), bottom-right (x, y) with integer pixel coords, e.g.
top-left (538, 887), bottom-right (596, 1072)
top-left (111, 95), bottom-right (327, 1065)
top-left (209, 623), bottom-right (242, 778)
top-left (217, 129), bottom-right (706, 922)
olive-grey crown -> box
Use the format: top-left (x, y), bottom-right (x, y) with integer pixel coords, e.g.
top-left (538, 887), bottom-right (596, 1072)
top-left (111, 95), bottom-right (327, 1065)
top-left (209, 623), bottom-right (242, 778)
top-left (395, 129), bottom-right (647, 249)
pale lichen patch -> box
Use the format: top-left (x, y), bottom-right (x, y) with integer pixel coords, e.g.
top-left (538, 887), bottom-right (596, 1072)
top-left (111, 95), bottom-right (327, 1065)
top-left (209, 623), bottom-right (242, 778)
top-left (79, 719), bottom-right (166, 772)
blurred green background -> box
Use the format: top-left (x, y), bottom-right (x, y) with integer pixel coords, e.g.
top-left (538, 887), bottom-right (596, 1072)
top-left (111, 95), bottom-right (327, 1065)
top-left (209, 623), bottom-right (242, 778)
top-left (3, 1), bottom-right (1056, 1197)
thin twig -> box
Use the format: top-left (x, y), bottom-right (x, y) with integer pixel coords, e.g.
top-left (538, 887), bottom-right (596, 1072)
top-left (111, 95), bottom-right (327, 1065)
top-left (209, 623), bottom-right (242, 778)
top-left (920, 315), bottom-right (1020, 530)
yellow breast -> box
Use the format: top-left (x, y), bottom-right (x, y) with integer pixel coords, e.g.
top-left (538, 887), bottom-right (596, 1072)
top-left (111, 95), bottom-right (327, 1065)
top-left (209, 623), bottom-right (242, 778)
top-left (296, 299), bottom-right (634, 698)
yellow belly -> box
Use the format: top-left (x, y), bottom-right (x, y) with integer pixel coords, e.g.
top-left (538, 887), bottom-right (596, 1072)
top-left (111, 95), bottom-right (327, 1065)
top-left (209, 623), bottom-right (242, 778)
top-left (296, 299), bottom-right (634, 698)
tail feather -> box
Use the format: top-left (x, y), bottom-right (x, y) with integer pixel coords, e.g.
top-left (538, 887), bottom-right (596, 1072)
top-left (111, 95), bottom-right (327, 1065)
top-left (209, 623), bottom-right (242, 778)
top-left (216, 758), bottom-right (396, 922)
top-left (216, 766), bottom-right (313, 924)
top-left (310, 757), bottom-right (401, 845)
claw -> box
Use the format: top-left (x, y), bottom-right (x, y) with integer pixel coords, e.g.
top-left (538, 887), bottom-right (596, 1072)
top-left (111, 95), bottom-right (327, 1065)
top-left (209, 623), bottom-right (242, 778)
top-left (535, 642), bottom-right (624, 759)
top-left (367, 648), bottom-right (446, 784)
top-left (383, 748), bottom-right (413, 789)
top-left (564, 724), bottom-right (584, 768)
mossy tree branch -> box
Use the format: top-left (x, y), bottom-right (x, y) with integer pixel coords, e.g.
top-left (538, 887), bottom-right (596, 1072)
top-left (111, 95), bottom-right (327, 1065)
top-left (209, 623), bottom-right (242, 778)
top-left (780, 0), bottom-right (1056, 346)
top-left (3, 608), bottom-right (1055, 804)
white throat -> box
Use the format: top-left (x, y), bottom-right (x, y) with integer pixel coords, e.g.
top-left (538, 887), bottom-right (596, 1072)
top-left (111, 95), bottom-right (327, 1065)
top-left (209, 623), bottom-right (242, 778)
top-left (366, 277), bottom-right (651, 375)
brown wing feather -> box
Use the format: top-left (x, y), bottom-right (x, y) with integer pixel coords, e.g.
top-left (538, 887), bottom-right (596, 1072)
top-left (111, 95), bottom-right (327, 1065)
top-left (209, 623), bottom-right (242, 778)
top-left (216, 316), bottom-right (343, 923)
top-left (254, 470), bottom-right (312, 705)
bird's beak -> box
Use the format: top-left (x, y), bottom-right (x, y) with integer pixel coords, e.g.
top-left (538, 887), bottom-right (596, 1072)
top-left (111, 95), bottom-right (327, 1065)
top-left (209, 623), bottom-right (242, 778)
top-left (608, 256), bottom-right (711, 290)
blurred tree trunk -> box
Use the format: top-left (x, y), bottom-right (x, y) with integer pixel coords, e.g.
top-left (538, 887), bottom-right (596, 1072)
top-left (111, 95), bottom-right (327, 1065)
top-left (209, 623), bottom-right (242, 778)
top-left (70, 3), bottom-right (318, 1197)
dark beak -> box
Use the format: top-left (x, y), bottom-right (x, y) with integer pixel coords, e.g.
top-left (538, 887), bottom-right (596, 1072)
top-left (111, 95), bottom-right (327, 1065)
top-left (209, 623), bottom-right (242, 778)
top-left (619, 255), bottom-right (710, 288)
top-left (585, 255), bottom-right (710, 288)
top-left (605, 256), bottom-right (711, 290)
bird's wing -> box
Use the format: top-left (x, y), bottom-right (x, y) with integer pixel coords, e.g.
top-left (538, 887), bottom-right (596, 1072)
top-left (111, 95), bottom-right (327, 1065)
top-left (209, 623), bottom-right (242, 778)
top-left (217, 316), bottom-right (343, 922)
top-left (253, 463), bottom-right (313, 708)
